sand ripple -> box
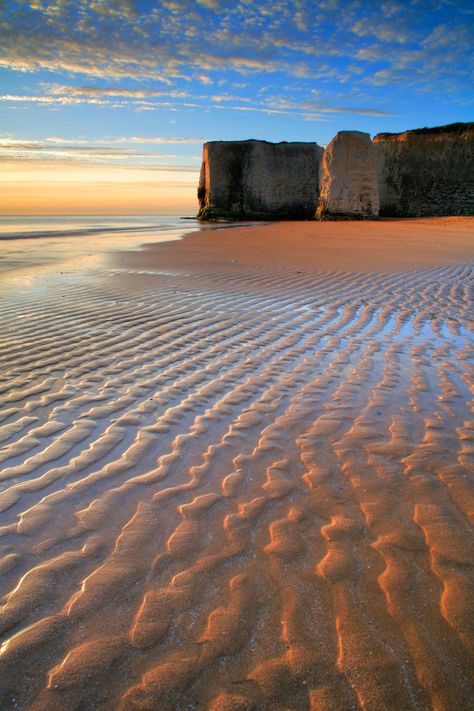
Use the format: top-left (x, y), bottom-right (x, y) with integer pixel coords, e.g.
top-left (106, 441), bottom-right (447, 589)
top-left (0, 261), bottom-right (473, 710)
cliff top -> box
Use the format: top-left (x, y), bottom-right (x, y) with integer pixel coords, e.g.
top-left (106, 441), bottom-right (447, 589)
top-left (204, 139), bottom-right (319, 146)
top-left (374, 122), bottom-right (474, 141)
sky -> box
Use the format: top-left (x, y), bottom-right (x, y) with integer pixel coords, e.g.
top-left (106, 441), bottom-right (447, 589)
top-left (1, 0), bottom-right (473, 215)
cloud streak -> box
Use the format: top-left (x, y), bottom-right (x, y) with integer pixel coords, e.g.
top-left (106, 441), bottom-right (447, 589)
top-left (0, 85), bottom-right (393, 119)
top-left (0, 135), bottom-right (203, 172)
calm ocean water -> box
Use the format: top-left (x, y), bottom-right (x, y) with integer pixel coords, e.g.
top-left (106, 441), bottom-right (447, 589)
top-left (0, 215), bottom-right (198, 240)
top-left (0, 215), bottom-right (201, 276)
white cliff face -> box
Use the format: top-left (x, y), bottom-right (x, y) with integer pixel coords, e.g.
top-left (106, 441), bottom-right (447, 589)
top-left (197, 140), bottom-right (323, 220)
top-left (317, 131), bottom-right (380, 218)
top-left (197, 123), bottom-right (473, 221)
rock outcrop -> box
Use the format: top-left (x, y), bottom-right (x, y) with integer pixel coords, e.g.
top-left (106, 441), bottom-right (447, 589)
top-left (197, 140), bottom-right (323, 220)
top-left (374, 122), bottom-right (474, 216)
top-left (317, 131), bottom-right (379, 218)
top-left (197, 123), bottom-right (474, 221)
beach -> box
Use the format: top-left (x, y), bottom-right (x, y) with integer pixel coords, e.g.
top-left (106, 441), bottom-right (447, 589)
top-left (0, 216), bottom-right (473, 711)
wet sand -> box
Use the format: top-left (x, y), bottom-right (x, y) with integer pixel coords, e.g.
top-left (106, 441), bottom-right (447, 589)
top-left (0, 217), bottom-right (473, 710)
top-left (119, 216), bottom-right (474, 273)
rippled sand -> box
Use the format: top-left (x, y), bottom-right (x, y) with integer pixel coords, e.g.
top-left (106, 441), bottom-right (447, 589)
top-left (0, 218), bottom-right (473, 710)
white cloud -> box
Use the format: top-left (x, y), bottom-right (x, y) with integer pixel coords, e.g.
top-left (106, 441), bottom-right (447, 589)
top-left (0, 0), bottom-right (471, 118)
top-left (48, 85), bottom-right (190, 98)
top-left (44, 136), bottom-right (205, 144)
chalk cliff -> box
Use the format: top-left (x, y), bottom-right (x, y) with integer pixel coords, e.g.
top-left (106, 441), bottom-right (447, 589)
top-left (374, 122), bottom-right (474, 216)
top-left (197, 123), bottom-right (474, 221)
top-left (197, 140), bottom-right (323, 220)
top-left (317, 131), bottom-right (379, 218)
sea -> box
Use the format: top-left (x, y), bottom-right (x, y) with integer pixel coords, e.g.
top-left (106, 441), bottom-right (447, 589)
top-left (0, 215), bottom-right (205, 278)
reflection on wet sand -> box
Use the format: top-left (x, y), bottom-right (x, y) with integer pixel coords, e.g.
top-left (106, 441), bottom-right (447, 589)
top-left (0, 235), bottom-right (473, 710)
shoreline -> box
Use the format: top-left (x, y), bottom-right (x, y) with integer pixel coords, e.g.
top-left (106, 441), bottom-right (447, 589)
top-left (0, 216), bottom-right (201, 279)
top-left (1, 216), bottom-right (472, 281)
top-left (110, 215), bottom-right (474, 276)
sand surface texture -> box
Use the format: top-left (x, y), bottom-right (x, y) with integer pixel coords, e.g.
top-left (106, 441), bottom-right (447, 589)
top-left (0, 218), bottom-right (473, 710)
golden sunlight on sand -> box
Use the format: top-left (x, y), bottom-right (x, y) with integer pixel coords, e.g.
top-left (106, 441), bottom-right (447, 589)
top-left (0, 218), bottom-right (473, 710)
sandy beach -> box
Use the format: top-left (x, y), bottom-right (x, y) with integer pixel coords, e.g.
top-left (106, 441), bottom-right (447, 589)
top-left (0, 217), bottom-right (473, 711)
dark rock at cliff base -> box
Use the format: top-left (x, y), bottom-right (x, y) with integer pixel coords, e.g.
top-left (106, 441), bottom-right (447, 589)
top-left (317, 131), bottom-right (379, 219)
top-left (197, 140), bottom-right (323, 220)
top-left (374, 122), bottom-right (474, 217)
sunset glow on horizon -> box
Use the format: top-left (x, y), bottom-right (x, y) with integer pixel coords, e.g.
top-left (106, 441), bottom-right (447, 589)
top-left (1, 159), bottom-right (198, 215)
top-left (1, 0), bottom-right (472, 215)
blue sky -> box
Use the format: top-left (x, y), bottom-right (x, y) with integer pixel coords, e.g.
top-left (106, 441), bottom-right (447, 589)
top-left (1, 0), bottom-right (472, 214)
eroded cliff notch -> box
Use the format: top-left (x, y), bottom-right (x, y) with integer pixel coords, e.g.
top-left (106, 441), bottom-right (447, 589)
top-left (197, 140), bottom-right (324, 220)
